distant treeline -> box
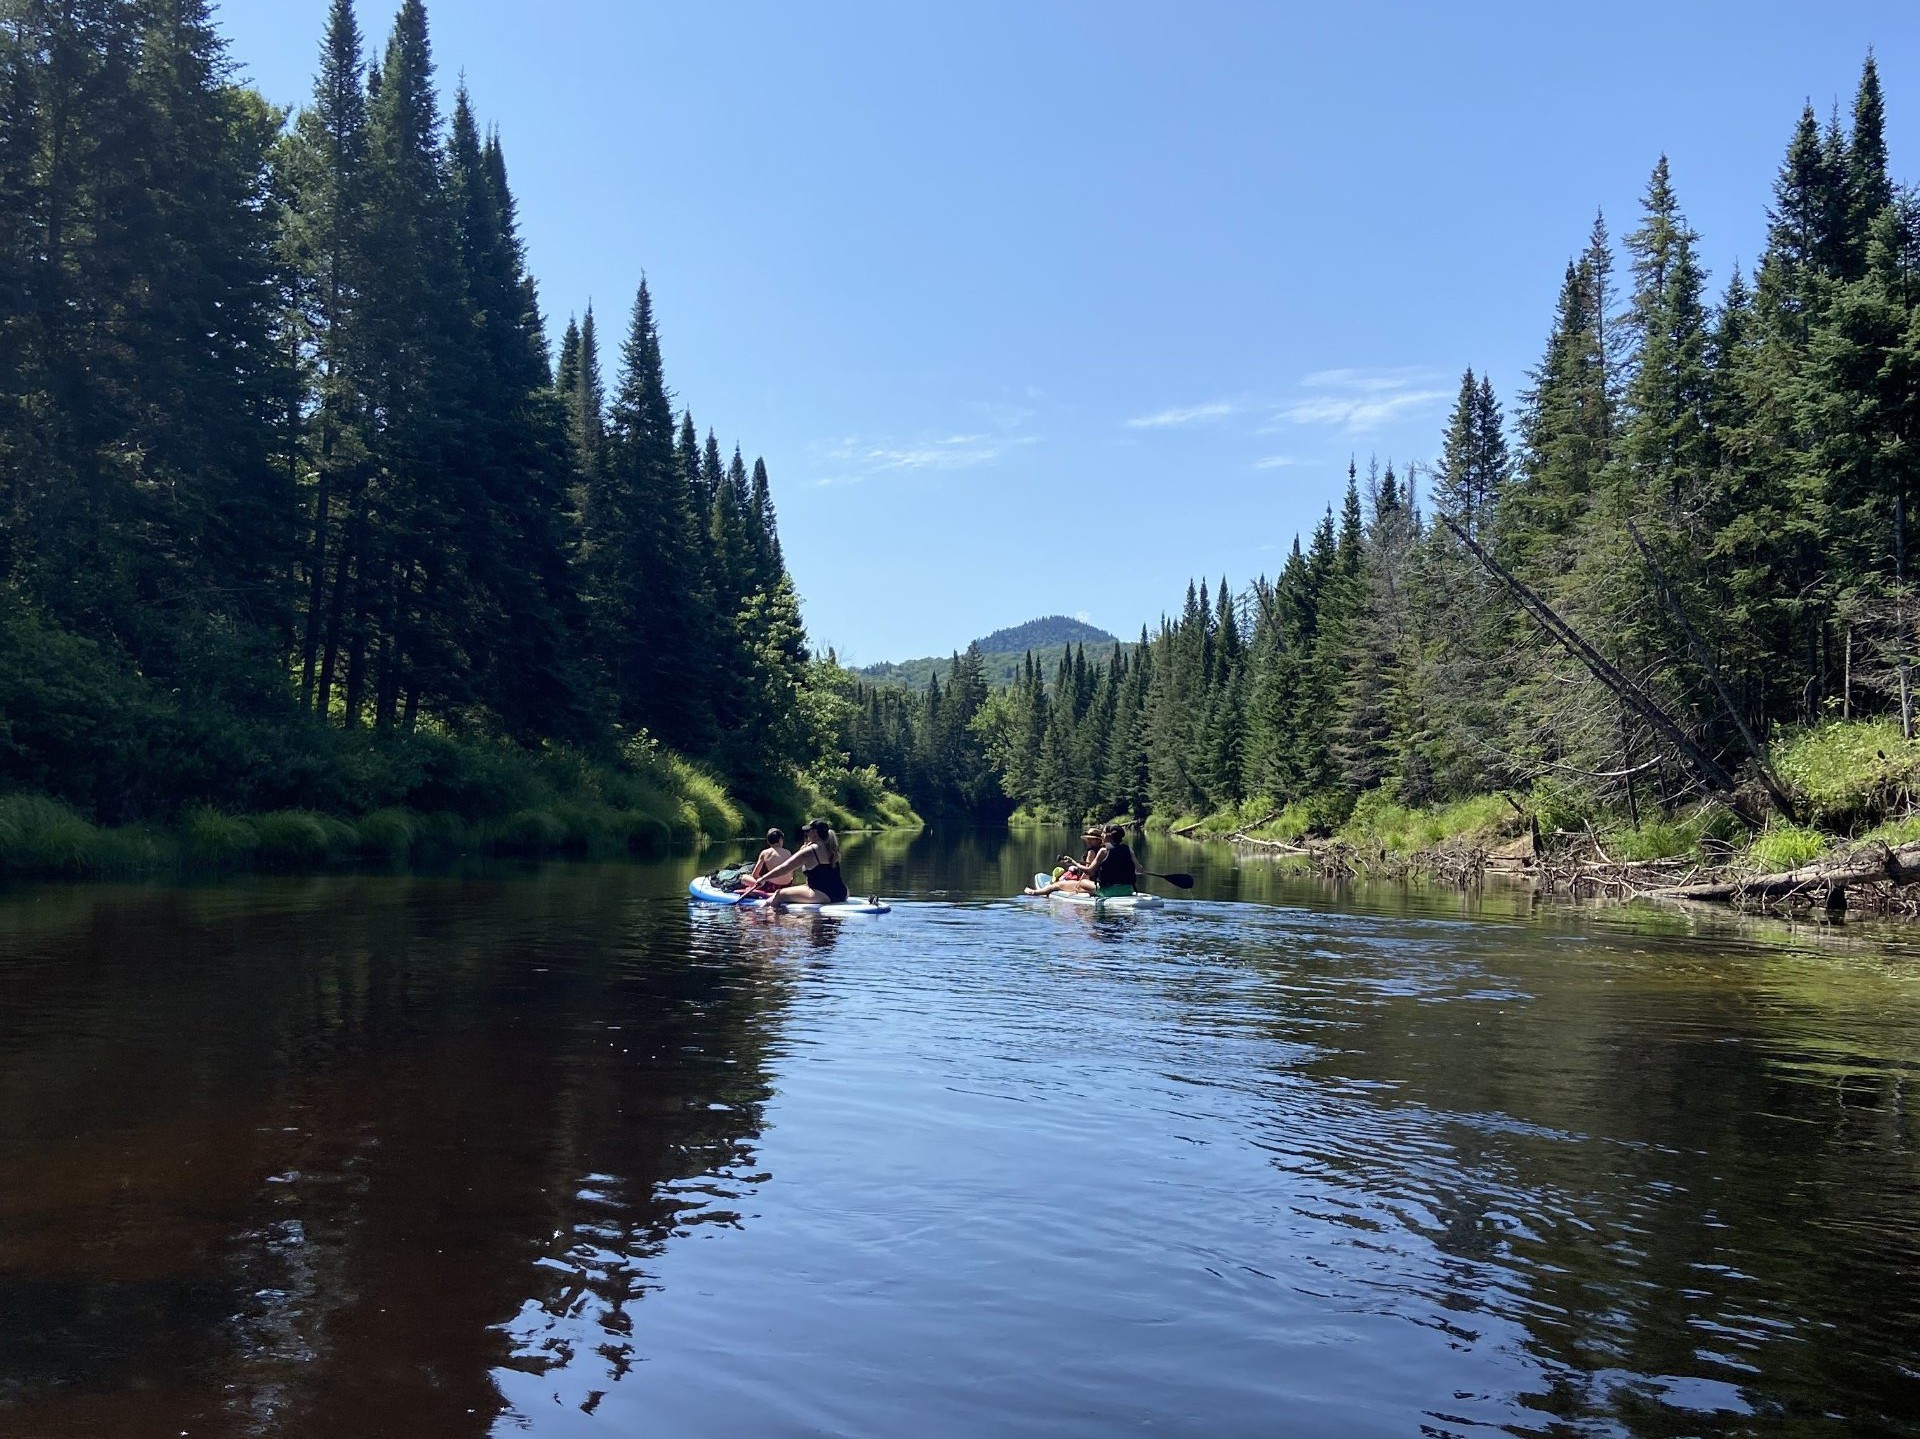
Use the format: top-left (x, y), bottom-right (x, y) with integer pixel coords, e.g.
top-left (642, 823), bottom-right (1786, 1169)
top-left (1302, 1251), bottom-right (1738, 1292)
top-left (0, 0), bottom-right (868, 833)
top-left (841, 55), bottom-right (1917, 831)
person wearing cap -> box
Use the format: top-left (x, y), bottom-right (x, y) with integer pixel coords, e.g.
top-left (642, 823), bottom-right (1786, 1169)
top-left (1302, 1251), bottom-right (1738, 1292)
top-left (1027, 825), bottom-right (1136, 898)
top-left (759, 818), bottom-right (850, 905)
top-left (1050, 828), bottom-right (1104, 884)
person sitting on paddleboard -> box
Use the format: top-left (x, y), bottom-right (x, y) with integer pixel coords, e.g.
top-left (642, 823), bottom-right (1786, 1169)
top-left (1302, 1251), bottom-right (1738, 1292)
top-left (760, 818), bottom-right (850, 906)
top-left (1050, 828), bottom-right (1103, 884)
top-left (740, 827), bottom-right (792, 890)
top-left (1090, 824), bottom-right (1138, 898)
top-left (1027, 824), bottom-right (1136, 898)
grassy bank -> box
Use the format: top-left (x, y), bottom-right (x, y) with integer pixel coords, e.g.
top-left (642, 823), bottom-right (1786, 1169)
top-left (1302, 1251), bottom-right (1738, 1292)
top-left (1141, 718), bottom-right (1920, 881)
top-left (0, 742), bottom-right (919, 882)
top-left (0, 592), bottom-right (919, 881)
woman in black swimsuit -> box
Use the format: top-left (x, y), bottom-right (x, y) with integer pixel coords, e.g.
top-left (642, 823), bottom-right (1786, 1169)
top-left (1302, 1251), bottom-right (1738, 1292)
top-left (765, 819), bottom-right (849, 905)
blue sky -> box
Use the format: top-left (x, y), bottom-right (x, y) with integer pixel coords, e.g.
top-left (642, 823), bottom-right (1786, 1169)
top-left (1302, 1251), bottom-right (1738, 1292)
top-left (216, 1), bottom-right (1919, 663)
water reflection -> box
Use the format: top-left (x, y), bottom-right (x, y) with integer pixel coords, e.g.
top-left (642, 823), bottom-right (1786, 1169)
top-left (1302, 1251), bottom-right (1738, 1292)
top-left (1, 838), bottom-right (1918, 1437)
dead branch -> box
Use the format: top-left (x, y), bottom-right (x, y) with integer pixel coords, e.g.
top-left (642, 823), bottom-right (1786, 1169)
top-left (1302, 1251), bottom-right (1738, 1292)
top-left (1437, 514), bottom-right (1762, 826)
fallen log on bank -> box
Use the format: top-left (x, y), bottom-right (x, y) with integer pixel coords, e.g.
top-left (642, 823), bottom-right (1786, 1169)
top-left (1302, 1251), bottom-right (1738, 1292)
top-left (1227, 831), bottom-right (1311, 854)
top-left (1650, 840), bottom-right (1920, 904)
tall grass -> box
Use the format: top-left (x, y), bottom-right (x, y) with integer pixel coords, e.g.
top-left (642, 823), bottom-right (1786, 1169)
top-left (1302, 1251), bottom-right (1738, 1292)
top-left (1338, 791), bottom-right (1518, 855)
top-left (1772, 718), bottom-right (1920, 828)
top-left (1747, 824), bottom-right (1828, 872)
top-left (0, 795), bottom-right (101, 876)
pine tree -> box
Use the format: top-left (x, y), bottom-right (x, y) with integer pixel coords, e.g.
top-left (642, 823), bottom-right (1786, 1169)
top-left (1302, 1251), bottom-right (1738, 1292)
top-left (282, 0), bottom-right (372, 711)
top-left (593, 280), bottom-right (711, 749)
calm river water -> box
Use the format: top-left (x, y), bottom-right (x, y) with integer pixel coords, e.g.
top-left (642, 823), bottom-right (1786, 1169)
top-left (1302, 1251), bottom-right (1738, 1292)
top-left (2, 829), bottom-right (1919, 1437)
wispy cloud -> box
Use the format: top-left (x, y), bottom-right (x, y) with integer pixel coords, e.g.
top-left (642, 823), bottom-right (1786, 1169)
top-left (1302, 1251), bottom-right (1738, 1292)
top-left (1124, 399), bottom-right (1237, 429)
top-left (1270, 368), bottom-right (1448, 435)
top-left (1253, 455), bottom-right (1298, 470)
top-left (808, 412), bottom-right (1040, 488)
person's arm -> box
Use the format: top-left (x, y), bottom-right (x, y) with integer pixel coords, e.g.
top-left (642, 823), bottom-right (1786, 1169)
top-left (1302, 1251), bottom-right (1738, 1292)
top-left (768, 843), bottom-right (815, 882)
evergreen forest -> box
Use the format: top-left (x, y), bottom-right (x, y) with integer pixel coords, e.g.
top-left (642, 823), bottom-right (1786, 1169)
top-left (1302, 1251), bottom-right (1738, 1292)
top-left (2, 4), bottom-right (1915, 875)
top-left (839, 56), bottom-right (1920, 858)
top-left (0, 0), bottom-right (909, 870)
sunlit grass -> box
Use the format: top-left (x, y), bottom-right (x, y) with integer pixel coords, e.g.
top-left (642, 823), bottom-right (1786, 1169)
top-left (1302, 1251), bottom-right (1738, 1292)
top-left (1772, 718), bottom-right (1920, 828)
top-left (1338, 790), bottom-right (1518, 855)
top-left (1747, 823), bottom-right (1829, 872)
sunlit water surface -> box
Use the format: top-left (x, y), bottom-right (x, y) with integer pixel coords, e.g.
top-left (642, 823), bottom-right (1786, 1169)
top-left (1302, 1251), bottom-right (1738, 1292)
top-left (2, 830), bottom-right (1919, 1437)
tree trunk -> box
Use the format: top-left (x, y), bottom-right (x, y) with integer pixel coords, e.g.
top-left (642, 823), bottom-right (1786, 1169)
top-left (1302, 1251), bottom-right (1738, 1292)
top-left (1654, 840), bottom-right (1920, 902)
top-left (1897, 489), bottom-right (1913, 740)
top-left (1844, 626), bottom-right (1853, 720)
top-left (299, 416), bottom-right (333, 709)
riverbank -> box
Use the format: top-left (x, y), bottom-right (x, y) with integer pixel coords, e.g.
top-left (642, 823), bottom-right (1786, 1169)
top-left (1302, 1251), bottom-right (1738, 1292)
top-left (0, 743), bottom-right (919, 882)
top-left (1139, 719), bottom-right (1920, 917)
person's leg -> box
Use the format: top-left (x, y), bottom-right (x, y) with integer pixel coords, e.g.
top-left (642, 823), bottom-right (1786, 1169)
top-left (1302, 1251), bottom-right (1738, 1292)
top-left (774, 884), bottom-right (823, 905)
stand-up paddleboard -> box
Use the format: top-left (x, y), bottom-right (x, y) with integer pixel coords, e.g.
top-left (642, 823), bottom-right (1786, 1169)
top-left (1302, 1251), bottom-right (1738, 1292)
top-left (689, 874), bottom-right (892, 916)
top-left (1025, 873), bottom-right (1165, 910)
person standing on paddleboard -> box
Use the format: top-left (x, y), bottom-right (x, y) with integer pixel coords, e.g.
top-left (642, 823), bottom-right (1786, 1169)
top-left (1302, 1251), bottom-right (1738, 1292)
top-left (761, 819), bottom-right (850, 906)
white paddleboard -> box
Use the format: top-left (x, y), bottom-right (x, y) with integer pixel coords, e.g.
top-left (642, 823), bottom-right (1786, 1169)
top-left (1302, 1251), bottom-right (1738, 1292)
top-left (689, 874), bottom-right (891, 916)
top-left (1025, 873), bottom-right (1165, 910)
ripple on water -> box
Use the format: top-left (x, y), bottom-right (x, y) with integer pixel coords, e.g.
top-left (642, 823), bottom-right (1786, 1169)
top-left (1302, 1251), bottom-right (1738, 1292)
top-left (2, 858), bottom-right (1919, 1437)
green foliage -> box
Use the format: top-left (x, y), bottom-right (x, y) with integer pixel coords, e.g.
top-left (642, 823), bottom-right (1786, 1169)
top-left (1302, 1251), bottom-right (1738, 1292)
top-left (1528, 778), bottom-right (1601, 835)
top-left (356, 808), bottom-right (417, 863)
top-left (1772, 719), bottom-right (1920, 828)
top-left (858, 616), bottom-right (1122, 691)
top-left (1748, 824), bottom-right (1829, 872)
top-left (0, 0), bottom-right (923, 877)
top-left (1864, 813), bottom-right (1920, 847)
top-left (183, 809), bottom-right (262, 866)
top-left (0, 797), bottom-right (101, 877)
top-left (1338, 791), bottom-right (1517, 855)
top-left (251, 811), bottom-right (358, 868)
top-left (1607, 817), bottom-right (1697, 862)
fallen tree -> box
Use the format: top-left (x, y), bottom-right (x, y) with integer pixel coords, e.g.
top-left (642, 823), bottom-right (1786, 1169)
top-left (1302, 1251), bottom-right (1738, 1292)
top-left (1650, 840), bottom-right (1920, 906)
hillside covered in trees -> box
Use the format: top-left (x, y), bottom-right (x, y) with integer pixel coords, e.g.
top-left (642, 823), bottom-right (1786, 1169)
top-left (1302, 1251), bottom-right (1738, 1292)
top-left (838, 55), bottom-right (1920, 858)
top-left (855, 616), bottom-right (1119, 691)
top-left (0, 0), bottom-right (909, 872)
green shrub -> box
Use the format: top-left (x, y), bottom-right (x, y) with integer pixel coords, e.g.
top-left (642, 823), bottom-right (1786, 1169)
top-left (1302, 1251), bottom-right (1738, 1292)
top-left (0, 795), bottom-right (100, 875)
top-left (1609, 818), bottom-right (1693, 862)
top-left (1529, 777), bottom-right (1600, 835)
top-left (614, 808), bottom-right (673, 855)
top-left (90, 823), bottom-right (175, 874)
top-left (251, 810), bottom-right (350, 867)
top-left (1748, 823), bottom-right (1828, 872)
top-left (408, 810), bottom-right (473, 859)
top-left (1339, 790), bottom-right (1515, 854)
top-left (490, 808), bottom-right (569, 855)
top-left (182, 807), bottom-right (260, 865)
top-left (1865, 812), bottom-right (1920, 847)
top-left (1772, 718), bottom-right (1920, 829)
top-left (355, 808), bottom-right (417, 863)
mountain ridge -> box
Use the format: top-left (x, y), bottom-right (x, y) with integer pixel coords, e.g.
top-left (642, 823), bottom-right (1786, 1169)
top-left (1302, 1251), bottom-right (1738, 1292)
top-left (855, 615), bottom-right (1124, 691)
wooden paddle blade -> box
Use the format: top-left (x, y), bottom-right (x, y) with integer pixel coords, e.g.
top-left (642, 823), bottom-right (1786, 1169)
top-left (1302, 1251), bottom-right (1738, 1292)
top-left (1153, 872), bottom-right (1196, 888)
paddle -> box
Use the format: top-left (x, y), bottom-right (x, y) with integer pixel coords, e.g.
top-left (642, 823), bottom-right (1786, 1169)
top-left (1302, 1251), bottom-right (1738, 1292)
top-left (1056, 852), bottom-right (1195, 891)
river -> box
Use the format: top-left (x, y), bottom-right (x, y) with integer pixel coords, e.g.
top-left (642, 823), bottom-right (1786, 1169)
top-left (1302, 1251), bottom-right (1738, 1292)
top-left (2, 829), bottom-right (1917, 1437)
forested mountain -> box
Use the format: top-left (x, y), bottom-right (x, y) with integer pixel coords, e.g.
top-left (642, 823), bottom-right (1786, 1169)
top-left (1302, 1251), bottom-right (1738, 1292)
top-left (836, 56), bottom-right (1920, 838)
top-left (0, 0), bottom-right (879, 846)
top-left (976, 617), bottom-right (1119, 653)
top-left (857, 616), bottom-right (1120, 691)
